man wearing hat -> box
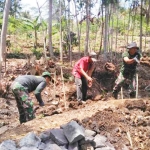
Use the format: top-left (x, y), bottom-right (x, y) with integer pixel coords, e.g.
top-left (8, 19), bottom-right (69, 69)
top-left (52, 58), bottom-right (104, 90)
top-left (72, 52), bottom-right (97, 102)
top-left (112, 42), bottom-right (142, 99)
top-left (11, 72), bottom-right (51, 123)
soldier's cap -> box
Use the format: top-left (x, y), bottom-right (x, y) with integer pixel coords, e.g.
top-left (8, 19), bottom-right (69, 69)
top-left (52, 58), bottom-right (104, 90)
top-left (127, 42), bottom-right (138, 49)
top-left (42, 71), bottom-right (51, 78)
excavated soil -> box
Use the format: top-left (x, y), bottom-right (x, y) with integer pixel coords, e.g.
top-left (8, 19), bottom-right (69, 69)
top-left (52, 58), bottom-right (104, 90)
top-left (0, 54), bottom-right (150, 150)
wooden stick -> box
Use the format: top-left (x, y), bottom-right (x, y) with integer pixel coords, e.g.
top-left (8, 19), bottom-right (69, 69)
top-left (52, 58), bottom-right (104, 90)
top-left (54, 70), bottom-right (56, 98)
top-left (61, 66), bottom-right (67, 108)
top-left (136, 73), bottom-right (138, 99)
top-left (121, 87), bottom-right (123, 100)
top-left (127, 131), bottom-right (133, 148)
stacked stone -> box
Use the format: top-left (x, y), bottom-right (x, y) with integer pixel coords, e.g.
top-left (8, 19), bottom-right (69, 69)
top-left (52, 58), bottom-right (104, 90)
top-left (0, 120), bottom-right (116, 150)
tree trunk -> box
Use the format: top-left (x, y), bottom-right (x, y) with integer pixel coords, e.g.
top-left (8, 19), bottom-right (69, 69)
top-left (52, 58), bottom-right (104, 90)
top-left (73, 0), bottom-right (81, 54)
top-left (67, 0), bottom-right (72, 66)
top-left (140, 0), bottom-right (143, 51)
top-left (0, 0), bottom-right (11, 78)
top-left (99, 3), bottom-right (104, 56)
top-left (59, 0), bottom-right (63, 62)
top-left (36, 0), bottom-right (47, 58)
top-left (103, 4), bottom-right (109, 61)
top-left (84, 0), bottom-right (90, 55)
top-left (34, 28), bottom-right (37, 49)
top-left (48, 0), bottom-right (53, 56)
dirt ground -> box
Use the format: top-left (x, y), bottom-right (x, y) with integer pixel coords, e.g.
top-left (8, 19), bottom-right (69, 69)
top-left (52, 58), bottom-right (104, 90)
top-left (0, 53), bottom-right (150, 150)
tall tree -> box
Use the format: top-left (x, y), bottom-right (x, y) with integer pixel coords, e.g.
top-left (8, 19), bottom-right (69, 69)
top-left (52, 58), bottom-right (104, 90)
top-left (84, 0), bottom-right (90, 55)
top-left (48, 0), bottom-right (53, 56)
top-left (0, 0), bottom-right (11, 78)
top-left (59, 0), bottom-right (63, 62)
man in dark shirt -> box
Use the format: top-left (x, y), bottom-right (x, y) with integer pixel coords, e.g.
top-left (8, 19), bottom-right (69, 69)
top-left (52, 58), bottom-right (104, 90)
top-left (11, 72), bottom-right (51, 123)
top-left (112, 42), bottom-right (142, 99)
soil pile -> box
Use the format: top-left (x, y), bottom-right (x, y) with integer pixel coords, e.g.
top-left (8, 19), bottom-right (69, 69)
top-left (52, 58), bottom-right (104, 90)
top-left (0, 55), bottom-right (150, 149)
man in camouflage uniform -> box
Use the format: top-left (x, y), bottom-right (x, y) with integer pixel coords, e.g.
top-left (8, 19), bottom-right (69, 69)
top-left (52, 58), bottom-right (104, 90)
top-left (11, 72), bottom-right (51, 123)
top-left (112, 42), bottom-right (142, 99)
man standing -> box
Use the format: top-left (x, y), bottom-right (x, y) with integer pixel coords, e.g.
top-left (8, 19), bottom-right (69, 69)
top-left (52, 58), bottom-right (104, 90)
top-left (72, 52), bottom-right (97, 102)
top-left (112, 42), bottom-right (142, 99)
top-left (11, 72), bottom-right (51, 123)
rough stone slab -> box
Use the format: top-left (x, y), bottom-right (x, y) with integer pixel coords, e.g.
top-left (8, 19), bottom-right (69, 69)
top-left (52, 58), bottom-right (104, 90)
top-left (68, 142), bottom-right (78, 150)
top-left (60, 145), bottom-right (68, 150)
top-left (39, 132), bottom-right (50, 142)
top-left (0, 140), bottom-right (17, 150)
top-left (38, 142), bottom-right (46, 150)
top-left (45, 143), bottom-right (62, 150)
top-left (44, 139), bottom-right (55, 145)
top-left (93, 134), bottom-right (107, 148)
top-left (19, 147), bottom-right (39, 150)
top-left (19, 132), bottom-right (41, 148)
top-left (85, 129), bottom-right (96, 137)
top-left (79, 136), bottom-right (94, 145)
top-left (63, 120), bottom-right (85, 144)
top-left (50, 128), bottom-right (68, 146)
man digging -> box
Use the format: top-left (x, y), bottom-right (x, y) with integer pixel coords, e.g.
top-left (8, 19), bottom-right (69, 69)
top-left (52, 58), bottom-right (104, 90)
top-left (112, 42), bottom-right (142, 99)
top-left (72, 52), bottom-right (97, 103)
top-left (11, 72), bottom-right (51, 123)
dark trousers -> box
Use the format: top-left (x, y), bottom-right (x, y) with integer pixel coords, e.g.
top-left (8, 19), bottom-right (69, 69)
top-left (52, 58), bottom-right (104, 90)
top-left (75, 77), bottom-right (88, 101)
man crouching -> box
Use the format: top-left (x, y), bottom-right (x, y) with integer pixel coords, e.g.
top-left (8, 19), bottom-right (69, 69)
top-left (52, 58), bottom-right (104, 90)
top-left (11, 72), bottom-right (51, 123)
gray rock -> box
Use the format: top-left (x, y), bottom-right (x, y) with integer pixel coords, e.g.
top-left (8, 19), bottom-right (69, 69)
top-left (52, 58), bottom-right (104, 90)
top-left (85, 130), bottom-right (96, 137)
top-left (60, 145), bottom-right (68, 150)
top-left (19, 147), bottom-right (39, 150)
top-left (93, 134), bottom-right (107, 148)
top-left (0, 140), bottom-right (17, 150)
top-left (63, 120), bottom-right (85, 144)
top-left (19, 132), bottom-right (41, 148)
top-left (60, 124), bottom-right (67, 129)
top-left (79, 136), bottom-right (94, 145)
top-left (45, 143), bottom-right (62, 150)
top-left (50, 128), bottom-right (68, 146)
top-left (68, 142), bottom-right (78, 150)
top-left (44, 139), bottom-right (55, 145)
top-left (38, 142), bottom-right (46, 150)
top-left (39, 132), bottom-right (50, 142)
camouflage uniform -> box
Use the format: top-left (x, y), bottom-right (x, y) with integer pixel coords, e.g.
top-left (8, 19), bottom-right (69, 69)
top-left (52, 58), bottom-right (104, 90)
top-left (12, 82), bottom-right (35, 123)
top-left (113, 50), bottom-right (141, 98)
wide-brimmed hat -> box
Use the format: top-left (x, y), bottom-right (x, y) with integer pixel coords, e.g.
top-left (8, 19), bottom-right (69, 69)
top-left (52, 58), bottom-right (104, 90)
top-left (127, 42), bottom-right (138, 49)
top-left (42, 71), bottom-right (51, 78)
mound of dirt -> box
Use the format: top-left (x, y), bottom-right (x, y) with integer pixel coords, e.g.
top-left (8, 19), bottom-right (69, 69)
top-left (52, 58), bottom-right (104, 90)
top-left (0, 56), bottom-right (150, 149)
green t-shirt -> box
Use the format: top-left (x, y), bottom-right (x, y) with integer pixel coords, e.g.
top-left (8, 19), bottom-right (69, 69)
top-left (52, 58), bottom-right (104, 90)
top-left (120, 50), bottom-right (142, 74)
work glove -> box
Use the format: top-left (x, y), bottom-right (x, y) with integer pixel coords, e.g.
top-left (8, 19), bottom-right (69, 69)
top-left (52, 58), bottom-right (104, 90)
top-left (133, 55), bottom-right (140, 64)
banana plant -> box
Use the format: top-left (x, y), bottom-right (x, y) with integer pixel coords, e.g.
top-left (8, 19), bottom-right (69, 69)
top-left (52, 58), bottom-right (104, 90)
top-left (21, 16), bottom-right (41, 49)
